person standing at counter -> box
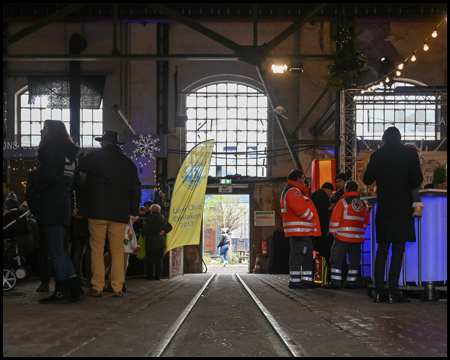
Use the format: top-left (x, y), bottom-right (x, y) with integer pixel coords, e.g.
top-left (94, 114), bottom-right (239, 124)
top-left (363, 127), bottom-right (423, 304)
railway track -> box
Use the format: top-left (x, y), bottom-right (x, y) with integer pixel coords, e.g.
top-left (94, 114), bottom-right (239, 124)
top-left (146, 273), bottom-right (307, 357)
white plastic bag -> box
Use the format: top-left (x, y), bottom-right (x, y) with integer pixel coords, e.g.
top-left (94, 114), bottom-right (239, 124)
top-left (124, 218), bottom-right (138, 254)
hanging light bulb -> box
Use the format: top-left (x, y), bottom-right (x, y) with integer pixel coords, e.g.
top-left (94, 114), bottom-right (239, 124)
top-left (411, 54), bottom-right (417, 62)
top-left (360, 89), bottom-right (365, 94)
top-left (423, 42), bottom-right (429, 51)
top-left (398, 63), bottom-right (404, 70)
top-left (379, 81), bottom-right (384, 86)
top-left (385, 77), bottom-right (390, 83)
top-left (396, 70), bottom-right (402, 77)
top-left (432, 30), bottom-right (438, 38)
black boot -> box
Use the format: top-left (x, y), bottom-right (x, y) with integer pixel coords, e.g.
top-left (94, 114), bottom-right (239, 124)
top-left (68, 276), bottom-right (86, 303)
top-left (36, 282), bottom-right (50, 292)
top-left (39, 280), bottom-right (71, 304)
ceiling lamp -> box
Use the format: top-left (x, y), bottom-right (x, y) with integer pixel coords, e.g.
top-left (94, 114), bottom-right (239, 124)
top-left (271, 64), bottom-right (288, 74)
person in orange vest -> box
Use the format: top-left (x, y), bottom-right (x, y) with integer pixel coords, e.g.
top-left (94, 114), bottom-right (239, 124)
top-left (326, 180), bottom-right (370, 290)
top-left (280, 169), bottom-right (321, 289)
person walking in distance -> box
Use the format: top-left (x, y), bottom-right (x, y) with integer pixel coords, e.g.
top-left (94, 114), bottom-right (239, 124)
top-left (35, 120), bottom-right (85, 304)
top-left (281, 169), bottom-right (321, 289)
top-left (78, 131), bottom-right (141, 298)
top-left (217, 228), bottom-right (231, 266)
top-left (363, 127), bottom-right (423, 303)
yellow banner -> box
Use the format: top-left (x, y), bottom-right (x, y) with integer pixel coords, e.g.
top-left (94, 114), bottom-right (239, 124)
top-left (165, 140), bottom-right (215, 254)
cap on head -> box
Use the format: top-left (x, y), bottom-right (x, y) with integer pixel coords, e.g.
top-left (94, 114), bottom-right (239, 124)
top-left (335, 172), bottom-right (347, 182)
top-left (321, 182), bottom-right (335, 191)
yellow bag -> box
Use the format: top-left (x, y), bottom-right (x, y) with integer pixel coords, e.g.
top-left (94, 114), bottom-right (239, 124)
top-left (136, 233), bottom-right (146, 260)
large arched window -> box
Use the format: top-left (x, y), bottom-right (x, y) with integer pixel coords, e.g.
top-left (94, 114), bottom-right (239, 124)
top-left (17, 87), bottom-right (103, 148)
top-left (355, 80), bottom-right (438, 141)
top-left (185, 82), bottom-right (268, 177)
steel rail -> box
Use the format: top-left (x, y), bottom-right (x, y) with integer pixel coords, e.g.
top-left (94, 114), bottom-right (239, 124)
top-left (146, 273), bottom-right (216, 357)
top-left (236, 273), bottom-right (308, 357)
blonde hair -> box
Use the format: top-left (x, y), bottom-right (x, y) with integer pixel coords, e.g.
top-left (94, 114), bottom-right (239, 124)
top-left (404, 143), bottom-right (421, 156)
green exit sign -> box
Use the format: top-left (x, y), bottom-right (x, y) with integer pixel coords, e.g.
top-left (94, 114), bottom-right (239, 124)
top-left (220, 179), bottom-right (232, 184)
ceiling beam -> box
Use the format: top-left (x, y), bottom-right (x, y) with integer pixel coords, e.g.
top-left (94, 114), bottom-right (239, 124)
top-left (3, 3), bottom-right (88, 49)
top-left (263, 4), bottom-right (330, 53)
top-left (2, 54), bottom-right (333, 62)
top-left (142, 3), bottom-right (242, 53)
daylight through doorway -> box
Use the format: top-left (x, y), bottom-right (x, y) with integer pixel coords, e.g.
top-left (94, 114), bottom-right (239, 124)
top-left (202, 194), bottom-right (250, 273)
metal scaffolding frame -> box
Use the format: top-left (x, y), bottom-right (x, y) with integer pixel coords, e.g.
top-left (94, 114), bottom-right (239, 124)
top-left (339, 86), bottom-right (447, 180)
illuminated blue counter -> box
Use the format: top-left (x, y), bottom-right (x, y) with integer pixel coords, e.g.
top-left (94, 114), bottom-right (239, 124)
top-left (361, 190), bottom-right (447, 298)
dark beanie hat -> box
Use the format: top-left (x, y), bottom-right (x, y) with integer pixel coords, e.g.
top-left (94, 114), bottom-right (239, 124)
top-left (335, 172), bottom-right (347, 182)
top-left (321, 182), bottom-right (334, 191)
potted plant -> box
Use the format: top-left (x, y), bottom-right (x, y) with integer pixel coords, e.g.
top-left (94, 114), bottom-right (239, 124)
top-left (433, 164), bottom-right (447, 189)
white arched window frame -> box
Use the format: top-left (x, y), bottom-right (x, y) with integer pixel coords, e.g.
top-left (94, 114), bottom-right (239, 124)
top-left (184, 81), bottom-right (268, 177)
top-left (16, 86), bottom-right (103, 148)
top-left (355, 79), bottom-right (437, 141)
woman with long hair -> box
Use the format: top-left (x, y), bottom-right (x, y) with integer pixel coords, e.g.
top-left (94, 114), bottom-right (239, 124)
top-left (36, 120), bottom-right (85, 304)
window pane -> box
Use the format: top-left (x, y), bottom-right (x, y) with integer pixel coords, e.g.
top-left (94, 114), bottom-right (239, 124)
top-left (82, 122), bottom-right (93, 133)
top-left (207, 96), bottom-right (216, 107)
top-left (248, 108), bottom-right (257, 118)
top-left (186, 95), bottom-right (197, 107)
top-left (82, 110), bottom-right (93, 122)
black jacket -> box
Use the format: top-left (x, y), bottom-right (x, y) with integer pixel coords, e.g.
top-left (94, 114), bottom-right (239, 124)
top-left (142, 212), bottom-right (173, 250)
top-left (78, 144), bottom-right (141, 223)
top-left (217, 233), bottom-right (230, 247)
top-left (363, 142), bottom-right (423, 243)
top-left (34, 138), bottom-right (79, 226)
top-left (311, 188), bottom-right (331, 236)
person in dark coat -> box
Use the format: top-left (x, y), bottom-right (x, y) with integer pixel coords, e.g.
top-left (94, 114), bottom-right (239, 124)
top-left (311, 182), bottom-right (334, 263)
top-left (142, 204), bottom-right (172, 280)
top-left (26, 169), bottom-right (51, 293)
top-left (78, 130), bottom-right (141, 297)
top-left (35, 120), bottom-right (85, 304)
top-left (363, 127), bottom-right (423, 304)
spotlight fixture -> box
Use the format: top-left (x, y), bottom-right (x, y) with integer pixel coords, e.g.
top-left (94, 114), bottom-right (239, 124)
top-left (112, 104), bottom-right (136, 134)
top-left (271, 64), bottom-right (288, 73)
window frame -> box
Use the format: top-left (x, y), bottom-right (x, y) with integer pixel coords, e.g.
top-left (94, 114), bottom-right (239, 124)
top-left (184, 82), bottom-right (268, 178)
top-left (16, 85), bottom-right (103, 148)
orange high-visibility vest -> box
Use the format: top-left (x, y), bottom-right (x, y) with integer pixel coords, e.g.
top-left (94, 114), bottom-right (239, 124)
top-left (281, 180), bottom-right (322, 237)
top-left (329, 191), bottom-right (370, 243)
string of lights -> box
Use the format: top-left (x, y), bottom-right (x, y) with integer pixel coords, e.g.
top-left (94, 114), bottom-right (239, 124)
top-left (360, 14), bottom-right (447, 93)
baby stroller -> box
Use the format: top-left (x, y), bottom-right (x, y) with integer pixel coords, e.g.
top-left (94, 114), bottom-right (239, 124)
top-left (3, 208), bottom-right (37, 291)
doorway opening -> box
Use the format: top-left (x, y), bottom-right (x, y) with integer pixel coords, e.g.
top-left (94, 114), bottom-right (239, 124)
top-left (202, 194), bottom-right (250, 273)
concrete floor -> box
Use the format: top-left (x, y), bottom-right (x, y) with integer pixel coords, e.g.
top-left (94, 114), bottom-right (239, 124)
top-left (3, 265), bottom-right (447, 357)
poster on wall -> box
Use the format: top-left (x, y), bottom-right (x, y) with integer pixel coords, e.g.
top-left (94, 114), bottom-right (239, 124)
top-left (254, 211), bottom-right (275, 226)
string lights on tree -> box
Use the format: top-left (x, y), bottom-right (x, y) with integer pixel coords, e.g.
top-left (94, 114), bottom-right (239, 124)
top-left (360, 14), bottom-right (447, 93)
